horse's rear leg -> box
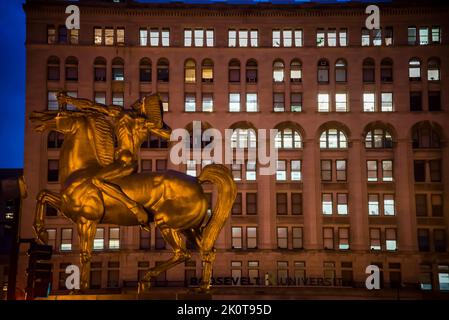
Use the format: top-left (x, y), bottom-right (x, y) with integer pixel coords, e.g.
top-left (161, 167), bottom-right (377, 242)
top-left (76, 218), bottom-right (97, 290)
top-left (138, 224), bottom-right (190, 293)
top-left (34, 190), bottom-right (61, 243)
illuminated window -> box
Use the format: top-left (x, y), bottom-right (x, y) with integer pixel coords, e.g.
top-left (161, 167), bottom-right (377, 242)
top-left (273, 60), bottom-right (284, 82)
top-left (409, 58), bottom-right (421, 81)
top-left (318, 93), bottom-right (330, 112)
top-left (368, 194), bottom-right (379, 216)
top-left (275, 129), bottom-right (302, 149)
top-left (291, 93), bottom-right (302, 112)
top-left (246, 93), bottom-right (258, 112)
top-left (112, 92), bottom-right (124, 107)
top-left (337, 194), bottom-right (348, 215)
top-left (276, 160), bottom-right (286, 181)
top-left (363, 93), bottom-right (376, 112)
top-left (186, 160), bottom-right (196, 177)
top-left (381, 93), bottom-right (393, 112)
top-left (320, 129), bottom-right (347, 149)
top-left (338, 228), bottom-right (349, 250)
top-left (322, 193), bottom-right (333, 215)
top-left (291, 160), bottom-right (302, 181)
top-left (231, 128), bottom-right (256, 149)
top-left (93, 228), bottom-right (104, 250)
top-left (109, 228), bottom-right (120, 249)
top-left (335, 93), bottom-right (348, 112)
top-left (202, 93), bottom-right (213, 112)
top-left (184, 93), bottom-right (196, 112)
top-left (201, 59), bottom-right (213, 83)
top-left (383, 195), bottom-right (395, 216)
top-left (246, 161), bottom-right (256, 181)
top-left (382, 160), bottom-right (393, 182)
top-left (385, 228), bottom-right (397, 251)
top-left (139, 28), bottom-right (147, 46)
top-left (290, 59), bottom-right (302, 82)
top-left (184, 59), bottom-right (196, 83)
top-left (60, 228), bottom-right (72, 251)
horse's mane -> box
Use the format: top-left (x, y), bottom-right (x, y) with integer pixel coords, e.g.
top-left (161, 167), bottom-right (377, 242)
top-left (85, 112), bottom-right (115, 167)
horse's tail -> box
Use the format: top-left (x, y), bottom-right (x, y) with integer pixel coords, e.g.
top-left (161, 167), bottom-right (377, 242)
top-left (197, 164), bottom-right (237, 250)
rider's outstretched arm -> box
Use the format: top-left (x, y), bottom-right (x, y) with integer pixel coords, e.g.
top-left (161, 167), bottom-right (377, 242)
top-left (59, 93), bottom-right (121, 117)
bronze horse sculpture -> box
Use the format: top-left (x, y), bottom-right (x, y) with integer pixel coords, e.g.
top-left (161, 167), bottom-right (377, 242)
top-left (29, 107), bottom-right (236, 293)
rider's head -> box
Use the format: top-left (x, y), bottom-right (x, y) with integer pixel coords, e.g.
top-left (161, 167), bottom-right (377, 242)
top-left (131, 93), bottom-right (162, 117)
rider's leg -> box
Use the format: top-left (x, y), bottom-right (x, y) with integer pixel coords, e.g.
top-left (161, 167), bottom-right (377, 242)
top-left (91, 151), bottom-right (149, 225)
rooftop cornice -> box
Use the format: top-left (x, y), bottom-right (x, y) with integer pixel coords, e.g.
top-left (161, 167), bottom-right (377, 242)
top-left (23, 1), bottom-right (449, 18)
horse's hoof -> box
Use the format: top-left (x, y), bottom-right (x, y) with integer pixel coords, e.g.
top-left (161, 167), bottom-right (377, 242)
top-left (138, 281), bottom-right (150, 294)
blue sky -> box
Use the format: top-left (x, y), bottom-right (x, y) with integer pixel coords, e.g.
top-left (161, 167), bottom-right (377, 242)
top-left (0, 0), bottom-right (25, 168)
top-left (0, 0), bottom-right (389, 169)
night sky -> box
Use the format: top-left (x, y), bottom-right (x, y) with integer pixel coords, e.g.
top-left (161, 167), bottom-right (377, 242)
top-left (0, 0), bottom-right (383, 169)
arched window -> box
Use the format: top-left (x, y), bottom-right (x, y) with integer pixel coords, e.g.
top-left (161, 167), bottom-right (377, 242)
top-left (47, 56), bottom-right (60, 81)
top-left (320, 128), bottom-right (348, 149)
top-left (412, 122), bottom-right (441, 149)
top-left (409, 58), bottom-right (421, 81)
top-left (273, 59), bottom-right (284, 83)
top-left (365, 128), bottom-right (393, 149)
top-left (228, 59), bottom-right (240, 83)
top-left (202, 59), bottom-right (214, 83)
top-left (111, 57), bottom-right (124, 81)
top-left (184, 59), bottom-right (196, 83)
top-left (185, 122), bottom-right (214, 149)
top-left (427, 58), bottom-right (440, 81)
top-left (317, 59), bottom-right (329, 84)
top-left (94, 57), bottom-right (106, 82)
top-left (381, 58), bottom-right (393, 83)
top-left (47, 131), bottom-right (64, 149)
top-left (275, 128), bottom-right (302, 149)
top-left (65, 56), bottom-right (78, 81)
top-left (290, 59), bottom-right (302, 82)
top-left (139, 58), bottom-right (151, 82)
top-left (157, 58), bottom-right (169, 82)
top-left (231, 128), bottom-right (257, 149)
top-left (362, 58), bottom-right (375, 83)
top-left (246, 59), bottom-right (258, 83)
top-left (335, 59), bottom-right (347, 83)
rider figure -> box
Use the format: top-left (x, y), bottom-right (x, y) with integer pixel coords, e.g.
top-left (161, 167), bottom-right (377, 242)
top-left (57, 92), bottom-right (171, 226)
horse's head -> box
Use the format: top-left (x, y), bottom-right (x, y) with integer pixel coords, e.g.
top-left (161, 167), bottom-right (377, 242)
top-left (29, 110), bottom-right (88, 136)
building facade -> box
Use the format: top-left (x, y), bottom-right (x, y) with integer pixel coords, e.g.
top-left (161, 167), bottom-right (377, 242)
top-left (20, 0), bottom-right (449, 298)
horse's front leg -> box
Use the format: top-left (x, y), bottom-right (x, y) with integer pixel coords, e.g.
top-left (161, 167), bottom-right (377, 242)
top-left (76, 217), bottom-right (97, 291)
top-left (34, 190), bottom-right (61, 244)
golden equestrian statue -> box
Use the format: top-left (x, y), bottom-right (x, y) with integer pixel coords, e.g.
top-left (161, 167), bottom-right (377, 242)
top-left (29, 92), bottom-right (237, 293)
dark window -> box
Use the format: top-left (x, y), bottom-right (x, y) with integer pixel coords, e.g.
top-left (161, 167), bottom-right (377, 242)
top-left (410, 92), bottom-right (422, 111)
top-left (45, 206), bottom-right (58, 217)
top-left (229, 59), bottom-right (240, 83)
top-left (157, 59), bottom-right (169, 82)
top-left (47, 160), bottom-right (59, 182)
top-left (291, 193), bottom-right (302, 215)
top-left (381, 58), bottom-right (393, 82)
top-left (65, 57), bottom-right (78, 81)
top-left (47, 131), bottom-right (64, 148)
top-left (94, 57), bottom-right (107, 82)
top-left (317, 59), bottom-right (329, 84)
top-left (321, 160), bottom-right (332, 181)
top-left (139, 58), bottom-right (152, 82)
top-left (232, 193), bottom-right (242, 215)
top-left (434, 230), bottom-right (447, 252)
top-left (412, 123), bottom-right (441, 148)
top-left (428, 91), bottom-right (441, 111)
top-left (414, 160), bottom-right (426, 182)
top-left (139, 229), bottom-right (150, 250)
top-left (47, 56), bottom-right (60, 81)
top-left (415, 195), bottom-right (428, 217)
top-left (155, 159), bottom-right (167, 172)
top-left (246, 59), bottom-right (258, 83)
top-left (389, 263), bottom-right (402, 288)
top-left (246, 193), bottom-right (257, 215)
top-left (58, 26), bottom-right (67, 43)
top-left (430, 160), bottom-right (441, 182)
top-left (431, 195), bottom-right (443, 217)
top-left (155, 228), bottom-right (166, 250)
top-left (363, 58), bottom-right (375, 83)
top-left (276, 193), bottom-right (287, 215)
top-left (418, 229), bottom-right (430, 252)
